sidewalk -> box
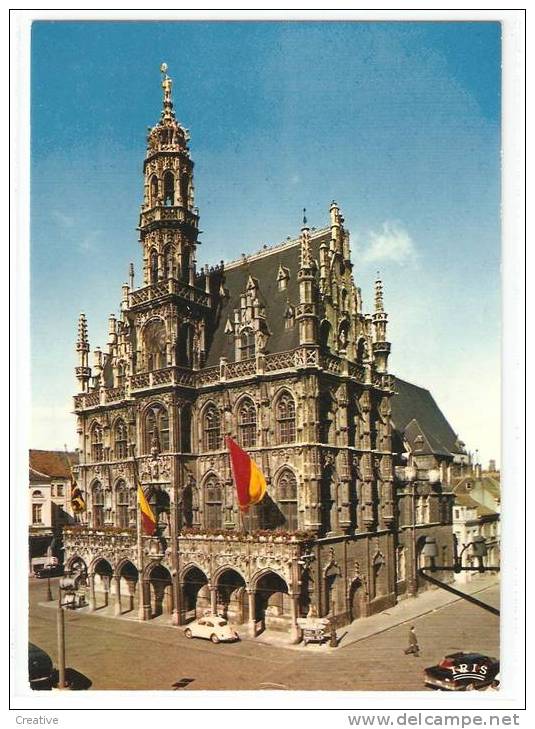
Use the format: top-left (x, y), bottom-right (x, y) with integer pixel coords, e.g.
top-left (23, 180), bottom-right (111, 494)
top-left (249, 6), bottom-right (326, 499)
top-left (253, 574), bottom-right (499, 652)
top-left (39, 574), bottom-right (499, 653)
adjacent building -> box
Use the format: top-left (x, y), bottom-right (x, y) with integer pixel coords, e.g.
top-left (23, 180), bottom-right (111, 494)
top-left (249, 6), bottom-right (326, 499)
top-left (451, 462), bottom-right (500, 583)
top-left (29, 449), bottom-right (78, 573)
top-left (63, 67), bottom-right (468, 640)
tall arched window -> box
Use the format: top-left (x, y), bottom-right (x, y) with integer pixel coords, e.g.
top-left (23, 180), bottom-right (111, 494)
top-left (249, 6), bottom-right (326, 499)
top-left (177, 322), bottom-right (194, 367)
top-left (204, 475), bottom-right (223, 529)
top-left (92, 481), bottom-right (104, 527)
top-left (150, 175), bottom-right (158, 207)
top-left (145, 404), bottom-right (170, 453)
top-left (163, 170), bottom-right (175, 206)
top-left (143, 319), bottom-right (167, 371)
top-left (239, 328), bottom-right (255, 360)
top-left (277, 469), bottom-right (298, 531)
top-left (91, 423), bottom-right (103, 462)
top-left (149, 249), bottom-right (159, 285)
top-left (203, 404), bottom-right (221, 451)
top-left (276, 392), bottom-right (296, 444)
top-left (115, 480), bottom-right (129, 528)
top-left (238, 398), bottom-right (257, 448)
top-left (116, 361), bottom-right (126, 387)
top-left (114, 419), bottom-right (128, 460)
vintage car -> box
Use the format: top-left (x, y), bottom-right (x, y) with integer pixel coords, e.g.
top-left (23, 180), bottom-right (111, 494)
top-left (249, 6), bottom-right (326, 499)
top-left (34, 564), bottom-right (65, 579)
top-left (28, 643), bottom-right (54, 689)
top-left (183, 615), bottom-right (239, 643)
top-left (424, 652), bottom-right (500, 691)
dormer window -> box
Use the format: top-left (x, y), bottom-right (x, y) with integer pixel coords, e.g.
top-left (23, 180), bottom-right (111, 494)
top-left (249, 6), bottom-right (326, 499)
top-left (239, 328), bottom-right (255, 360)
top-left (276, 265), bottom-right (290, 291)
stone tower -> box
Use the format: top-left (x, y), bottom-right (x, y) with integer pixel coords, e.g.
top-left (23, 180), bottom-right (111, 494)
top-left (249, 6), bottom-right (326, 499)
top-left (140, 63), bottom-right (198, 288)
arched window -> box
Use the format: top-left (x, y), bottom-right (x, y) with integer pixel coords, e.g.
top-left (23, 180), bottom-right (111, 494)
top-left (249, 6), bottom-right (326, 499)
top-left (92, 481), bottom-right (104, 527)
top-left (116, 361), bottom-right (126, 387)
top-left (144, 319), bottom-right (167, 371)
top-left (204, 475), bottom-right (223, 529)
top-left (177, 322), bottom-right (194, 367)
top-left (149, 249), bottom-right (159, 285)
top-left (145, 404), bottom-right (170, 453)
top-left (150, 175), bottom-right (158, 207)
top-left (239, 328), bottom-right (255, 360)
top-left (114, 419), bottom-right (128, 460)
top-left (163, 171), bottom-right (174, 206)
top-left (115, 480), bottom-right (129, 528)
top-left (238, 398), bottom-right (257, 448)
top-left (276, 392), bottom-right (296, 444)
top-left (91, 423), bottom-right (103, 462)
top-left (203, 404), bottom-right (221, 451)
top-left (277, 469), bottom-right (298, 531)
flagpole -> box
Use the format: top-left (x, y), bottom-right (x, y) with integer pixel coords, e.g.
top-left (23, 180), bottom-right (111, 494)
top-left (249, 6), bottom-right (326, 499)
top-left (133, 451), bottom-right (145, 621)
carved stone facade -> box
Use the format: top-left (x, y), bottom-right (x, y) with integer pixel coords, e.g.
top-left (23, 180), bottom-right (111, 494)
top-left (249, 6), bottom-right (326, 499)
top-left (64, 66), bottom-right (455, 640)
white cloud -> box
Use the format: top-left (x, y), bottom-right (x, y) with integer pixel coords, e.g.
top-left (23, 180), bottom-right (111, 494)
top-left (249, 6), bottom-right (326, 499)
top-left (360, 221), bottom-right (418, 265)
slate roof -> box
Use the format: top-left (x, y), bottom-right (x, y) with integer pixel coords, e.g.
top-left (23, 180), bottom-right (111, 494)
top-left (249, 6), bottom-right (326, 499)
top-left (391, 378), bottom-right (465, 458)
top-left (29, 450), bottom-right (79, 480)
top-left (205, 229), bottom-right (331, 366)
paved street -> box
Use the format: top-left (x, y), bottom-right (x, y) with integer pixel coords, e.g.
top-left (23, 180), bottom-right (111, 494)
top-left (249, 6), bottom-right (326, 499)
top-left (29, 578), bottom-right (499, 691)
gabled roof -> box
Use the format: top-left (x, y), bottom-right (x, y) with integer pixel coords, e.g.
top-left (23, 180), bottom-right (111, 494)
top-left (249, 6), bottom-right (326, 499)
top-left (391, 378), bottom-right (465, 458)
top-left (204, 229), bottom-right (330, 366)
top-left (29, 450), bottom-right (79, 479)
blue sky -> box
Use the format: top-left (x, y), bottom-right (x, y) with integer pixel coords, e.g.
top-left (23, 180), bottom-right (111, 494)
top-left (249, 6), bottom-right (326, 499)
top-left (31, 21), bottom-right (501, 465)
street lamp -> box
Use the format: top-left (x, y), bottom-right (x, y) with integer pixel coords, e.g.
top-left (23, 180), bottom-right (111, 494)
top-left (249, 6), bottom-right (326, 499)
top-left (418, 536), bottom-right (499, 615)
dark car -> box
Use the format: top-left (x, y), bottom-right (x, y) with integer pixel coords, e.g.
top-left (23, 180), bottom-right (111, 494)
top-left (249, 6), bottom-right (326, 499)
top-left (28, 643), bottom-right (53, 689)
top-left (424, 652), bottom-right (499, 691)
top-left (34, 564), bottom-right (64, 579)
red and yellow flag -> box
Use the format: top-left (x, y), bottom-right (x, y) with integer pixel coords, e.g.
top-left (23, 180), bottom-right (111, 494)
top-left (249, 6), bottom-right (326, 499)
top-left (226, 436), bottom-right (267, 512)
top-left (138, 484), bottom-right (157, 535)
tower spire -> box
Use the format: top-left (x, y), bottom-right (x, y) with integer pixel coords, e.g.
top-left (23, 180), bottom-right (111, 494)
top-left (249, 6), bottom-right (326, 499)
top-left (374, 272), bottom-right (384, 313)
top-left (75, 313), bottom-right (91, 392)
top-left (300, 209), bottom-right (312, 270)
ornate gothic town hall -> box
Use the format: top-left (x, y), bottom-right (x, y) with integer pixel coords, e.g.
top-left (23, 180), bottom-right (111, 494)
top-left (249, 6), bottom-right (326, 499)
top-left (64, 67), bottom-right (469, 641)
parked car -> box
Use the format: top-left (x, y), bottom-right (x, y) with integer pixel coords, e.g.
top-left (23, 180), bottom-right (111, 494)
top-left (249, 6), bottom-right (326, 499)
top-left (184, 615), bottom-right (239, 643)
top-left (34, 564), bottom-right (64, 579)
top-left (424, 652), bottom-right (499, 691)
top-left (28, 643), bottom-right (54, 689)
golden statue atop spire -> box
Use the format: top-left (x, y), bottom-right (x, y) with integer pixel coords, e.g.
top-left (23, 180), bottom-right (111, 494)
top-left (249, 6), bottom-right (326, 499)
top-left (160, 61), bottom-right (173, 112)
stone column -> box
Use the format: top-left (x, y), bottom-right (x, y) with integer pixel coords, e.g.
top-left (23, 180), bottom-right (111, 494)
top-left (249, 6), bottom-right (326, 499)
top-left (126, 579), bottom-right (136, 613)
top-left (289, 592), bottom-right (301, 644)
top-left (138, 578), bottom-right (151, 621)
top-left (102, 575), bottom-right (110, 608)
top-left (88, 573), bottom-right (96, 612)
top-left (247, 589), bottom-right (256, 637)
top-left (209, 585), bottom-right (217, 615)
top-left (112, 574), bottom-right (121, 616)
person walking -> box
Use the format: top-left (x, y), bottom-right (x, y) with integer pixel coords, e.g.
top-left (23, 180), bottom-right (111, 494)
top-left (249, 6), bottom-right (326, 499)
top-left (404, 626), bottom-right (420, 657)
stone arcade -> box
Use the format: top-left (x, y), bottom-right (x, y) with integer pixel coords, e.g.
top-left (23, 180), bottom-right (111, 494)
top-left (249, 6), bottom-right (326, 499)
top-left (64, 66), bottom-right (461, 642)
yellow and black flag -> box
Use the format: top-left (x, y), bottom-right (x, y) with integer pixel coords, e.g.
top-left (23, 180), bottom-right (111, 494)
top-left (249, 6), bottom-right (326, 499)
top-left (70, 474), bottom-right (86, 514)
